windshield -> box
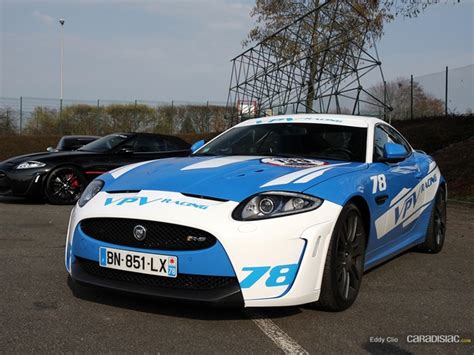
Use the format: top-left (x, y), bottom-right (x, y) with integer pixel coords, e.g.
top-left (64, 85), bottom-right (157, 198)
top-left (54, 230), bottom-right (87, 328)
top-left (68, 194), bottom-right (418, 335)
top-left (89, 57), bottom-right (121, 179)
top-left (58, 137), bottom-right (97, 150)
top-left (78, 134), bottom-right (131, 152)
top-left (194, 123), bottom-right (367, 162)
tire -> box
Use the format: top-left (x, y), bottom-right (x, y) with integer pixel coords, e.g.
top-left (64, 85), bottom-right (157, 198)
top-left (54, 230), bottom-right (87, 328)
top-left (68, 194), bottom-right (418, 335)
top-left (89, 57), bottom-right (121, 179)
top-left (417, 187), bottom-right (447, 254)
top-left (44, 166), bottom-right (87, 205)
top-left (316, 202), bottom-right (367, 312)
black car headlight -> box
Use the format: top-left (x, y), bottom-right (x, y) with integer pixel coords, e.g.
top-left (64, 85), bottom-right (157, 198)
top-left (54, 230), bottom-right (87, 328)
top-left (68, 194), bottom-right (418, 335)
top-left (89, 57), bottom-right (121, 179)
top-left (232, 192), bottom-right (323, 221)
top-left (78, 180), bottom-right (104, 207)
top-left (16, 161), bottom-right (46, 169)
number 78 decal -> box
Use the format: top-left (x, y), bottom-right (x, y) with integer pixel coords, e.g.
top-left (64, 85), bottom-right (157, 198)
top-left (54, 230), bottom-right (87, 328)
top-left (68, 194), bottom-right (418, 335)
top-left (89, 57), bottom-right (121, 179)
top-left (240, 264), bottom-right (298, 288)
top-left (370, 174), bottom-right (387, 194)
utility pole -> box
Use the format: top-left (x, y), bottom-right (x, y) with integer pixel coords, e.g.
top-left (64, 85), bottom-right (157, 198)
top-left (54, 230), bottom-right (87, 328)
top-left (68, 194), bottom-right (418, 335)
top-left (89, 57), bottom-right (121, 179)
top-left (59, 18), bottom-right (65, 101)
top-left (410, 75), bottom-right (414, 120)
top-left (445, 66), bottom-right (448, 117)
top-left (59, 18), bottom-right (65, 134)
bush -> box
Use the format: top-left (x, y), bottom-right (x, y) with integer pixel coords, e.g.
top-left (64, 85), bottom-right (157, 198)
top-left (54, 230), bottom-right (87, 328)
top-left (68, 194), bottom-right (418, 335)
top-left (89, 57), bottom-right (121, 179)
top-left (0, 108), bottom-right (18, 136)
top-left (21, 103), bottom-right (230, 136)
top-left (26, 107), bottom-right (60, 135)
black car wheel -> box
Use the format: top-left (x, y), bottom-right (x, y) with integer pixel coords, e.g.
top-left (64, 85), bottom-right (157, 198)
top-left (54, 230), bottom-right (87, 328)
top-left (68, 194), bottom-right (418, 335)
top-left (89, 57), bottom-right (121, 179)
top-left (316, 202), bottom-right (367, 311)
top-left (44, 166), bottom-right (86, 205)
top-left (418, 187), bottom-right (447, 253)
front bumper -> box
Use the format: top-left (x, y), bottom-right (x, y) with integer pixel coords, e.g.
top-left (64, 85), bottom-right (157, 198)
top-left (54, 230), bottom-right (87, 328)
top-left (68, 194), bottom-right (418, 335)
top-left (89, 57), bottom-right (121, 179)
top-left (0, 164), bottom-right (47, 197)
top-left (68, 220), bottom-right (244, 305)
top-left (71, 256), bottom-right (244, 306)
top-left (66, 190), bottom-right (341, 307)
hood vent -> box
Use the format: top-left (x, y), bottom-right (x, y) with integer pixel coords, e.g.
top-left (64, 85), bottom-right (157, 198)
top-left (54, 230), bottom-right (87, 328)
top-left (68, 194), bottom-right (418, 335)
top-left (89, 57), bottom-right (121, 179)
top-left (106, 190), bottom-right (142, 194)
top-left (181, 193), bottom-right (228, 202)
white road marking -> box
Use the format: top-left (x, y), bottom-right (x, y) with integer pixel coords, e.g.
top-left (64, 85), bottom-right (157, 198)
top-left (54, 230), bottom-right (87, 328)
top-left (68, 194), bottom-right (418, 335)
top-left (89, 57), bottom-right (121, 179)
top-left (247, 310), bottom-right (309, 354)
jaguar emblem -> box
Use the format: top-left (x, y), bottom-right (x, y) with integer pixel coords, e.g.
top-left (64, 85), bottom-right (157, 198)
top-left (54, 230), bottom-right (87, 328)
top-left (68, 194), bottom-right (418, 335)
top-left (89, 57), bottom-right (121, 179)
top-left (133, 225), bottom-right (147, 241)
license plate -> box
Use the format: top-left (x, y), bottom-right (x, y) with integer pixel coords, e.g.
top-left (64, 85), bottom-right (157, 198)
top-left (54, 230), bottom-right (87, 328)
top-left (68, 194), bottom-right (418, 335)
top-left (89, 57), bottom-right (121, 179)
top-left (99, 247), bottom-right (177, 278)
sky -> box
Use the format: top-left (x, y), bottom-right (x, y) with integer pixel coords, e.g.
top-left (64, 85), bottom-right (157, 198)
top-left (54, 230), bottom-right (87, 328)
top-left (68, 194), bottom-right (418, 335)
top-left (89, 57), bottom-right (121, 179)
top-left (0, 0), bottom-right (473, 104)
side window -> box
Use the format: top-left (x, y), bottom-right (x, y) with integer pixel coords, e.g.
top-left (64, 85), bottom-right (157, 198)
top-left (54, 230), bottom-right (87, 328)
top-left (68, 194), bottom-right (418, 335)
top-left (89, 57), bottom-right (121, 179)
top-left (374, 125), bottom-right (411, 161)
top-left (164, 138), bottom-right (187, 151)
top-left (385, 126), bottom-right (411, 153)
top-left (373, 126), bottom-right (395, 161)
top-left (131, 137), bottom-right (165, 152)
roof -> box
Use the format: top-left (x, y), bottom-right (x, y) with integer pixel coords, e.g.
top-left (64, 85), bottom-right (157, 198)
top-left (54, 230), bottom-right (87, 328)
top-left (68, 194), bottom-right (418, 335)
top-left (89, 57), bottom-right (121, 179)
top-left (119, 132), bottom-right (182, 139)
top-left (237, 114), bottom-right (385, 128)
top-left (60, 135), bottom-right (101, 139)
top-left (119, 132), bottom-right (190, 146)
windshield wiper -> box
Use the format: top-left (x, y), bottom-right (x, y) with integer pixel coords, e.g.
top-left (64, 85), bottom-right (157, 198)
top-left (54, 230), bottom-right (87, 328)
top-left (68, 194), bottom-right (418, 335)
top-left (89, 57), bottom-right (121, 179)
top-left (260, 153), bottom-right (303, 158)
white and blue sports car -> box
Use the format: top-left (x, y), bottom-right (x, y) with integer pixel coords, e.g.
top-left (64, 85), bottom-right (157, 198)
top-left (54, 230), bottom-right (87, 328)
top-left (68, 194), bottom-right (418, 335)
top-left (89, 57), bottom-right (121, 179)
top-left (65, 114), bottom-right (447, 310)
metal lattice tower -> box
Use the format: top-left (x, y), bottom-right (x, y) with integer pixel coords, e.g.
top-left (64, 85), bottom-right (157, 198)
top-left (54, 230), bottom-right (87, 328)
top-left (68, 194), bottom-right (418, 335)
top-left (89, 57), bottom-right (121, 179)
top-left (226, 0), bottom-right (392, 124)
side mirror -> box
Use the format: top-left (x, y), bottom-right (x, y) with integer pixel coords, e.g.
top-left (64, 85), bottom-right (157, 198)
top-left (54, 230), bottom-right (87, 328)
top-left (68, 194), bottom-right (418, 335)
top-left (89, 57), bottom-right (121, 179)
top-left (190, 140), bottom-right (205, 153)
top-left (46, 147), bottom-right (57, 152)
top-left (382, 143), bottom-right (408, 162)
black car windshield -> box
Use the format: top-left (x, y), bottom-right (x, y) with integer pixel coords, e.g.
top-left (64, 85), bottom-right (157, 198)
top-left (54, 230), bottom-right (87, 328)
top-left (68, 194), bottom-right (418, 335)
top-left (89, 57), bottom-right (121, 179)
top-left (58, 137), bottom-right (98, 150)
top-left (78, 134), bottom-right (131, 152)
top-left (194, 123), bottom-right (367, 162)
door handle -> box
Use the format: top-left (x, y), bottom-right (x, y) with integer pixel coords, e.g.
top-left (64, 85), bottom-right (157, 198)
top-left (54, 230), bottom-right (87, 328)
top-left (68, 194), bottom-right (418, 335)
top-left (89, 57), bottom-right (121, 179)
top-left (375, 194), bottom-right (389, 205)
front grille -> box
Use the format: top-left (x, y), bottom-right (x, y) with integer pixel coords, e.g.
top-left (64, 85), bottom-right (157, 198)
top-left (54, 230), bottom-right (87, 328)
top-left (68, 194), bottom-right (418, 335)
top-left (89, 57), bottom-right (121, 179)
top-left (77, 257), bottom-right (237, 290)
top-left (80, 218), bottom-right (216, 251)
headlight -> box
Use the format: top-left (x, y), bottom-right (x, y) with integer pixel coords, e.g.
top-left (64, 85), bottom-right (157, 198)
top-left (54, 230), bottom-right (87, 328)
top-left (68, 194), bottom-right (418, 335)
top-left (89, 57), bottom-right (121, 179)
top-left (16, 161), bottom-right (46, 169)
top-left (232, 192), bottom-right (323, 221)
top-left (78, 180), bottom-right (104, 207)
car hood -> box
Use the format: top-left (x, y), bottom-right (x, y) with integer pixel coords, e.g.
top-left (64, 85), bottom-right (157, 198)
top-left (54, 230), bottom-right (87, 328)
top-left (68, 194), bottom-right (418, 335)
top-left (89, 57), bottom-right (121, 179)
top-left (102, 156), bottom-right (367, 202)
top-left (1, 150), bottom-right (94, 165)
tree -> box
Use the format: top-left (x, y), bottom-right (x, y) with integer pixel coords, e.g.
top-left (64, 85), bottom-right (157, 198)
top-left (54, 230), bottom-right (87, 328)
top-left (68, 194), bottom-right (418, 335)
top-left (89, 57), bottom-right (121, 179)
top-left (367, 78), bottom-right (444, 119)
top-left (154, 106), bottom-right (176, 134)
top-left (104, 104), bottom-right (155, 133)
top-left (0, 108), bottom-right (17, 135)
top-left (244, 0), bottom-right (458, 112)
top-left (61, 104), bottom-right (100, 135)
top-left (180, 116), bottom-right (195, 134)
top-left (26, 107), bottom-right (60, 134)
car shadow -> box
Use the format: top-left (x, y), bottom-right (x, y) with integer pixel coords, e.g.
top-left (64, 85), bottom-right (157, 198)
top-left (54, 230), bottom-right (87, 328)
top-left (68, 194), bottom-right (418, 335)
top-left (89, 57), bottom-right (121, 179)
top-left (67, 276), bottom-right (302, 321)
top-left (362, 340), bottom-right (412, 355)
top-left (363, 248), bottom-right (415, 275)
top-left (67, 249), bottom-right (422, 320)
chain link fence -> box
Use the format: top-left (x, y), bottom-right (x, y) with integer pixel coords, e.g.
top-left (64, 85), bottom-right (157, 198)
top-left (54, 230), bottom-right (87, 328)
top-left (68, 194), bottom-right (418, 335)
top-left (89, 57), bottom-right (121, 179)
top-left (373, 64), bottom-right (473, 121)
top-left (0, 97), bottom-right (228, 136)
top-left (415, 64), bottom-right (473, 116)
top-left (0, 65), bottom-right (472, 135)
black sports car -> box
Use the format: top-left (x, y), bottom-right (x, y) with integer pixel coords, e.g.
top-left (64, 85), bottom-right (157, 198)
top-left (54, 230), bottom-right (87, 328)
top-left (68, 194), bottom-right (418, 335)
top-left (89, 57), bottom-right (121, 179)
top-left (0, 132), bottom-right (190, 204)
top-left (46, 135), bottom-right (101, 152)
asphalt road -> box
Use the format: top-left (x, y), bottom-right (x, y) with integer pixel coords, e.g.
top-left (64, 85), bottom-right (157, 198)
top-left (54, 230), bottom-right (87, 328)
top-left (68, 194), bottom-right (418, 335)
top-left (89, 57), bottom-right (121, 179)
top-left (0, 198), bottom-right (472, 354)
